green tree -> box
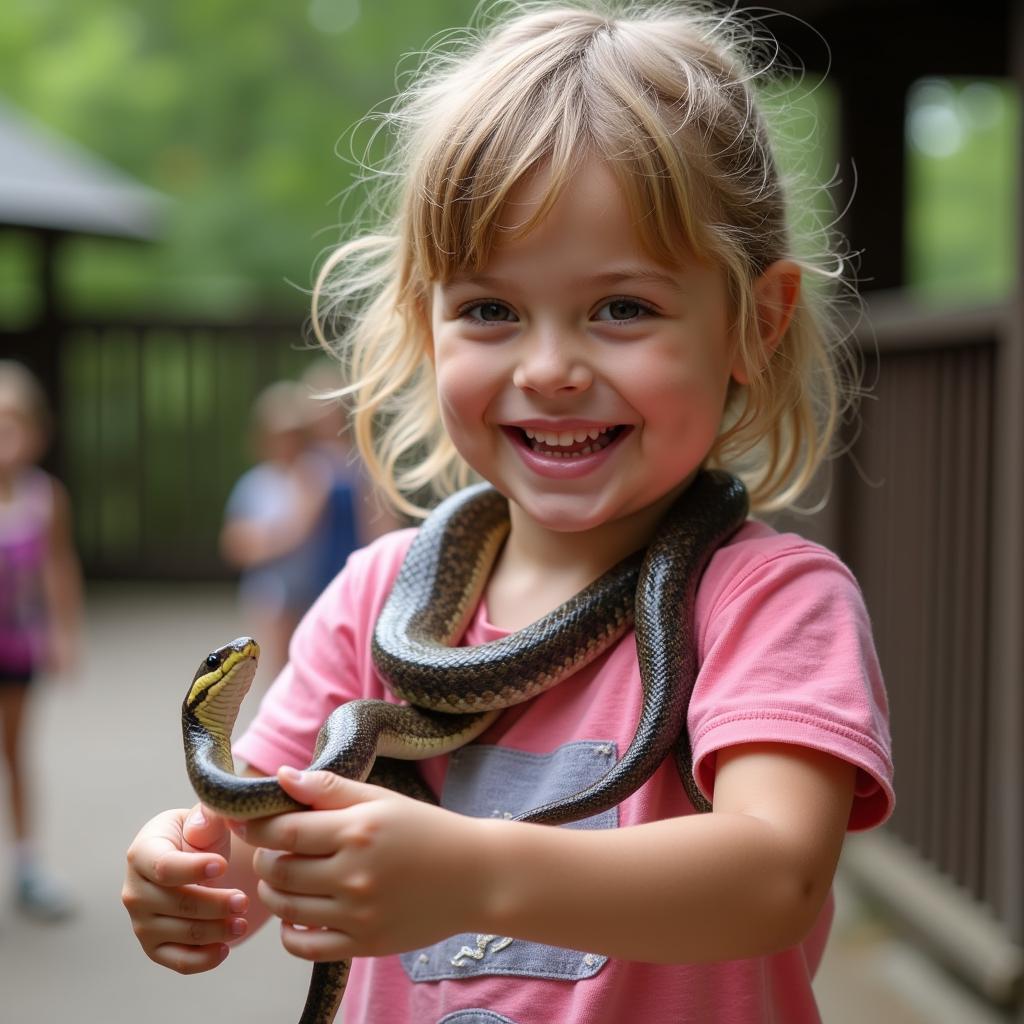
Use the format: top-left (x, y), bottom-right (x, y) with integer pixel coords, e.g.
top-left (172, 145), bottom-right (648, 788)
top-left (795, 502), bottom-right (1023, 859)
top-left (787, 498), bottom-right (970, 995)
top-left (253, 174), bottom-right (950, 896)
top-left (0, 0), bottom-right (477, 319)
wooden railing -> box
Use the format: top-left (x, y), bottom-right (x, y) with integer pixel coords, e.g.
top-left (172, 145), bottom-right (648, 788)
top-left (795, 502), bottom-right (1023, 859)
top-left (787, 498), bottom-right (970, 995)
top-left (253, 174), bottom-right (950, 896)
top-left (774, 293), bottom-right (1024, 1007)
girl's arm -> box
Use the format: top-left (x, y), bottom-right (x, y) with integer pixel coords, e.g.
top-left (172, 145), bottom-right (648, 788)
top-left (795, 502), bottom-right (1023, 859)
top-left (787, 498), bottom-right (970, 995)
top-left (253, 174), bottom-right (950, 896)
top-left (219, 459), bottom-right (330, 568)
top-left (483, 742), bottom-right (854, 962)
top-left (42, 477), bottom-right (83, 674)
top-left (240, 742), bottom-right (854, 964)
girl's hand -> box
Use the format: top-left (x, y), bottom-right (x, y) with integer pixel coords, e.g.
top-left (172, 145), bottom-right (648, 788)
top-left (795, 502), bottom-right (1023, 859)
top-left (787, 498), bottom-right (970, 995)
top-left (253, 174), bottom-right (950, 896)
top-left (238, 768), bottom-right (492, 962)
top-left (122, 805), bottom-right (250, 974)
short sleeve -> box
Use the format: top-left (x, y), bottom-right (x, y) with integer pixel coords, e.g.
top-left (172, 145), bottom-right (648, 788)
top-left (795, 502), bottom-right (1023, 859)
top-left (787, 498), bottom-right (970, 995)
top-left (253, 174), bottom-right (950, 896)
top-left (223, 467), bottom-right (258, 520)
top-left (232, 529), bottom-right (417, 774)
top-left (689, 526), bottom-right (894, 831)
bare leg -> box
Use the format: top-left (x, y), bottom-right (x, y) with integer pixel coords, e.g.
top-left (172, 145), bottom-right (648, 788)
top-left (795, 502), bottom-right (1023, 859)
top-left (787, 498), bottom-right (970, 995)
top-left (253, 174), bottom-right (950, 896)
top-left (1, 682), bottom-right (74, 921)
top-left (0, 683), bottom-right (31, 842)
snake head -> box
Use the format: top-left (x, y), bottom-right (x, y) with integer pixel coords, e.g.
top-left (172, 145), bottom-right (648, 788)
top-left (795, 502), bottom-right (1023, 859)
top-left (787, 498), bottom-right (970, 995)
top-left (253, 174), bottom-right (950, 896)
top-left (191, 637), bottom-right (259, 683)
top-left (184, 638), bottom-right (261, 735)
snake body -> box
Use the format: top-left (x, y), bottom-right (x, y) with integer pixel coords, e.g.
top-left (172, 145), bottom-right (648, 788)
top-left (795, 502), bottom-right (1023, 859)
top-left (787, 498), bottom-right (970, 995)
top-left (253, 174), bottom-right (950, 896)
top-left (182, 468), bottom-right (748, 1023)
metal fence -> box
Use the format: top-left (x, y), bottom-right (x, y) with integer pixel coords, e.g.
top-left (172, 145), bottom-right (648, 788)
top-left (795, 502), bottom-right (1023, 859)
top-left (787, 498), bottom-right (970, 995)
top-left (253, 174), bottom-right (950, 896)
top-left (56, 316), bottom-right (323, 578)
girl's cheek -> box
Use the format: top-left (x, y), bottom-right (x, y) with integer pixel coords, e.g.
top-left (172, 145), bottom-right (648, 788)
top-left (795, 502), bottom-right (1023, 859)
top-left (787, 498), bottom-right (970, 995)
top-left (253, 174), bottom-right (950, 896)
top-left (436, 356), bottom-right (491, 410)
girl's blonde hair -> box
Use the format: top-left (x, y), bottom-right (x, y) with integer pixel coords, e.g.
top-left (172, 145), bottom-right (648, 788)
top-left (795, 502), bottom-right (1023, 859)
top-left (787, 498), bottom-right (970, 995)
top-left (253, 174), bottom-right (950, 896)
top-left (314, 1), bottom-right (856, 517)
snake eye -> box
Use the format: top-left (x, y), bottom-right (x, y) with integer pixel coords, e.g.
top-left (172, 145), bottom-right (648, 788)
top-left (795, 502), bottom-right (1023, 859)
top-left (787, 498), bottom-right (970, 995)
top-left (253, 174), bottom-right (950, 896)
top-left (205, 653), bottom-right (221, 669)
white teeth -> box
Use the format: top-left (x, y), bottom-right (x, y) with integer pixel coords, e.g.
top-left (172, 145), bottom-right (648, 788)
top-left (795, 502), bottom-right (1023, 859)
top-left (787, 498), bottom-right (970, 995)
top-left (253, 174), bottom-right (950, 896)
top-left (523, 426), bottom-right (611, 447)
top-left (548, 444), bottom-right (596, 458)
top-left (519, 426), bottom-right (619, 458)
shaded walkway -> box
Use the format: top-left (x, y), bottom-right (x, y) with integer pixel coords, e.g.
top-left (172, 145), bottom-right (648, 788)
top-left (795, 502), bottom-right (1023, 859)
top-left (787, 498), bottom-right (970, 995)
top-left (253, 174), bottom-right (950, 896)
top-left (1, 583), bottom-right (310, 1021)
top-left (0, 584), bottom-right (1003, 1022)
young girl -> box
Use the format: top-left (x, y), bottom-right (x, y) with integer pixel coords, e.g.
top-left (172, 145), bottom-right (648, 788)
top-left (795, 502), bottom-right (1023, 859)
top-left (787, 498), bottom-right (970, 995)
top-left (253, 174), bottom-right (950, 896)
top-left (122, 5), bottom-right (893, 1022)
top-left (0, 360), bottom-right (82, 921)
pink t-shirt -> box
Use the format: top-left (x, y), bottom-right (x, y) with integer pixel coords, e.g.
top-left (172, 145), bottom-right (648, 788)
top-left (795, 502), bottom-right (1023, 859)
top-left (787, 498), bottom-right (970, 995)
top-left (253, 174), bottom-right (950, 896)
top-left (235, 520), bottom-right (894, 1024)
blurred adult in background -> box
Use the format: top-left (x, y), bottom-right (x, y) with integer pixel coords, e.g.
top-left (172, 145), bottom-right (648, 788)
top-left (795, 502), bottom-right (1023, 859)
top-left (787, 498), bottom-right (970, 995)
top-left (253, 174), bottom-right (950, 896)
top-left (219, 379), bottom-right (330, 679)
top-left (0, 360), bottom-right (82, 922)
top-left (300, 359), bottom-right (401, 599)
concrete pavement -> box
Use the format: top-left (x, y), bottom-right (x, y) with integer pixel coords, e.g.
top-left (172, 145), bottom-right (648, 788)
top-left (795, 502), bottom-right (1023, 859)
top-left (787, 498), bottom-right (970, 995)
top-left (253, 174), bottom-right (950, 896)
top-left (0, 583), bottom-right (1006, 1022)
top-left (1, 583), bottom-right (310, 1022)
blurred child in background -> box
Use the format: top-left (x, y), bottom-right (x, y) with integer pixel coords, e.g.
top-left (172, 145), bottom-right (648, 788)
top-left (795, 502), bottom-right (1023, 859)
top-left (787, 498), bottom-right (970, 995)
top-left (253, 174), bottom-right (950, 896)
top-left (221, 373), bottom-right (399, 679)
top-left (300, 359), bottom-right (400, 598)
top-left (0, 359), bottom-right (82, 921)
top-left (219, 379), bottom-right (330, 679)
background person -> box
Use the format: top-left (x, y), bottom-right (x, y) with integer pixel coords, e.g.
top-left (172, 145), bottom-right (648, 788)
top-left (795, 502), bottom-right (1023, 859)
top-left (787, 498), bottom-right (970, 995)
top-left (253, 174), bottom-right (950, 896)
top-left (299, 359), bottom-right (401, 598)
top-left (218, 379), bottom-right (330, 679)
top-left (0, 359), bottom-right (82, 921)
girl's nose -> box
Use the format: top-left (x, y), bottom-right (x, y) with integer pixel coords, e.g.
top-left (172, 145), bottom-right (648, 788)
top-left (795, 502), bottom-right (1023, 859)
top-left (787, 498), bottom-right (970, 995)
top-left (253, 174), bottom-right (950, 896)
top-left (511, 329), bottom-right (592, 396)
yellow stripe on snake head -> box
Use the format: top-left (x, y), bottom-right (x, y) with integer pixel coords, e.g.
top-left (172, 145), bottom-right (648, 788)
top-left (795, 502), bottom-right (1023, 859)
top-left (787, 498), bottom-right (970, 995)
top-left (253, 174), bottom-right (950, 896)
top-left (184, 638), bottom-right (261, 744)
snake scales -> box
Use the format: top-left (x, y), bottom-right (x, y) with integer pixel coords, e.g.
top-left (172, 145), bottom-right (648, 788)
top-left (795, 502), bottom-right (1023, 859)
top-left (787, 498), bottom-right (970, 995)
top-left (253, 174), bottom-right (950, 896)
top-left (182, 468), bottom-right (748, 1023)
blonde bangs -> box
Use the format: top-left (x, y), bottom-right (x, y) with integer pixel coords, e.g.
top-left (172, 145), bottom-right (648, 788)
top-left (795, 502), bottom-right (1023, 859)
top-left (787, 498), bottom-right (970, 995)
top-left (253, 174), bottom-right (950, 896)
top-left (402, 38), bottom-right (593, 286)
top-left (401, 12), bottom-right (718, 291)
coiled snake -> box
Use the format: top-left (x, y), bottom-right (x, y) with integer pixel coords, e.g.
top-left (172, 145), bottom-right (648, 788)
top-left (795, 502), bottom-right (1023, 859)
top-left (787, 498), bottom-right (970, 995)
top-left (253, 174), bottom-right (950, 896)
top-left (182, 469), bottom-right (748, 1023)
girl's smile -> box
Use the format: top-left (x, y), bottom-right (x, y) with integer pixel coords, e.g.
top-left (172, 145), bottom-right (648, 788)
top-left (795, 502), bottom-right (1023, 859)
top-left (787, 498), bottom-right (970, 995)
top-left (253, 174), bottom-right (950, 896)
top-left (431, 158), bottom-right (741, 554)
top-left (501, 422), bottom-right (629, 478)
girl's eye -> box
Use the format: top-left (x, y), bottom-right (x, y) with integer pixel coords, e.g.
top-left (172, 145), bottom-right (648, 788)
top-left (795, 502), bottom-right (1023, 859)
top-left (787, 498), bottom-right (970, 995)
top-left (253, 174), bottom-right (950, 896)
top-left (594, 298), bottom-right (650, 322)
top-left (462, 301), bottom-right (518, 323)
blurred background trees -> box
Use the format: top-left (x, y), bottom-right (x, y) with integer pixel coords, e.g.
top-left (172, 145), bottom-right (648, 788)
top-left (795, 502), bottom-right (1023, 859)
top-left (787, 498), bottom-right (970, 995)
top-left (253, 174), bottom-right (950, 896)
top-left (0, 0), bottom-right (480, 324)
top-left (1, 0), bottom-right (1016, 332)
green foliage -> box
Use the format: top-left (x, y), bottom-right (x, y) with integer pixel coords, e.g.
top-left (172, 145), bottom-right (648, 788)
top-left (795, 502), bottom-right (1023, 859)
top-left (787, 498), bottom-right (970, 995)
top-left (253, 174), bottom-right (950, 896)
top-left (0, 0), bottom-right (477, 320)
top-left (906, 78), bottom-right (1019, 303)
top-left (0, 4), bottom-right (1017, 322)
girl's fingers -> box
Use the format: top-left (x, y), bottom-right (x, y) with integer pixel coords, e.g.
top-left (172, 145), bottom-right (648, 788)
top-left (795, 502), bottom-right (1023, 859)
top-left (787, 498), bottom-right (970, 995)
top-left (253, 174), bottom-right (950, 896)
top-left (256, 881), bottom-right (340, 929)
top-left (251, 848), bottom-right (342, 895)
top-left (150, 941), bottom-right (231, 976)
top-left (127, 819), bottom-right (227, 887)
top-left (147, 847), bottom-right (228, 887)
top-left (181, 803), bottom-right (232, 852)
top-left (235, 813), bottom-right (341, 857)
top-left (275, 768), bottom-right (386, 810)
top-left (123, 878), bottom-right (247, 924)
top-left (235, 769), bottom-right (399, 854)
top-left (279, 922), bottom-right (356, 963)
top-left (169, 882), bottom-right (249, 921)
top-left (125, 807), bottom-right (248, 974)
top-left (150, 911), bottom-right (249, 946)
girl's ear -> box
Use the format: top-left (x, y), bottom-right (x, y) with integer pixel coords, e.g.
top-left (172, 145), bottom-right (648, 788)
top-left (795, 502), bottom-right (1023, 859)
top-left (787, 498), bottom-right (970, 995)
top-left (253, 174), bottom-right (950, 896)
top-left (731, 259), bottom-right (802, 385)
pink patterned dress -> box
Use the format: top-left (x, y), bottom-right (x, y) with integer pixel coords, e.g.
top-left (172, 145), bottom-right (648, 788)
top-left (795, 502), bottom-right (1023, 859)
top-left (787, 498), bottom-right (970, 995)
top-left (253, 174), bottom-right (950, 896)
top-left (0, 467), bottom-right (52, 683)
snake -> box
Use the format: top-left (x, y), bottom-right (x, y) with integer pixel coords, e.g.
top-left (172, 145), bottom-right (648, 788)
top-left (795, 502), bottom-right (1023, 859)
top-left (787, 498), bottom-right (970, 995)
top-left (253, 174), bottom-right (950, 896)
top-left (182, 468), bottom-right (748, 1024)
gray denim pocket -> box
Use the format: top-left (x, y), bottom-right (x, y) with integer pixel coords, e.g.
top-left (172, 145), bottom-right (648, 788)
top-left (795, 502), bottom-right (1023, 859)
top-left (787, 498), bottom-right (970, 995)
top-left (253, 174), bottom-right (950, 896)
top-left (399, 741), bottom-right (617, 984)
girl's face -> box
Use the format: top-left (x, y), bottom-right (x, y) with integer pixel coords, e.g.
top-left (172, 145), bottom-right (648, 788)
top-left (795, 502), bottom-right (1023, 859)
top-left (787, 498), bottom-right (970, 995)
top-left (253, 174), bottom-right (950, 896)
top-left (430, 159), bottom-right (742, 540)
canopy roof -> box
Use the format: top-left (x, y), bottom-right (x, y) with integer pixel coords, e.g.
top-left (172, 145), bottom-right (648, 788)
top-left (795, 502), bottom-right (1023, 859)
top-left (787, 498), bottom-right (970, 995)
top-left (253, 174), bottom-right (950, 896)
top-left (0, 98), bottom-right (168, 240)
